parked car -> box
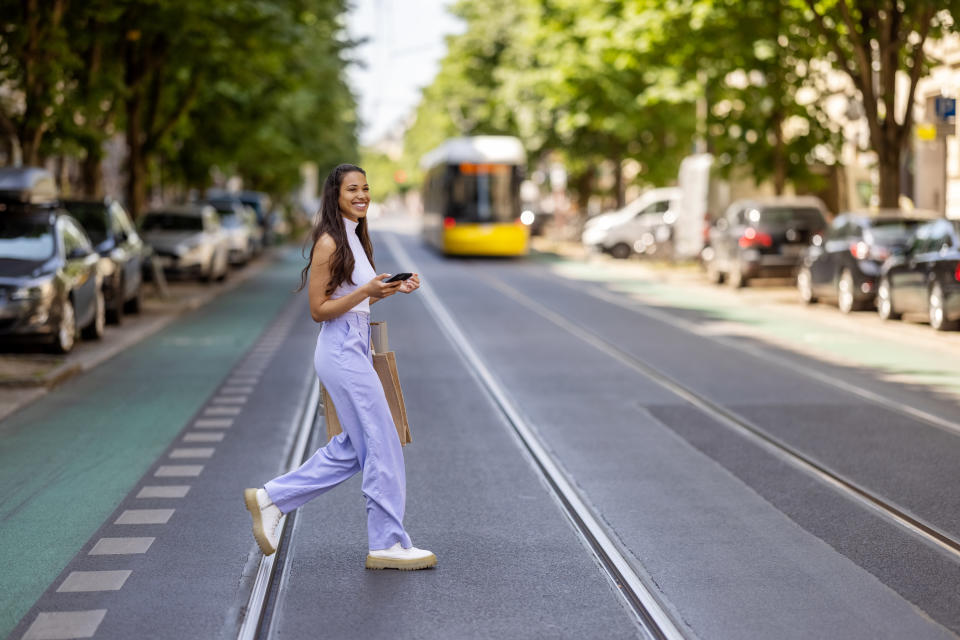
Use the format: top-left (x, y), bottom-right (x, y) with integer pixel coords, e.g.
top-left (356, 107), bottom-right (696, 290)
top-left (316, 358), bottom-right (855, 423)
top-left (877, 218), bottom-right (960, 331)
top-left (62, 198), bottom-right (148, 323)
top-left (140, 205), bottom-right (229, 282)
top-left (0, 167), bottom-right (104, 352)
top-left (704, 196), bottom-right (828, 288)
top-left (206, 188), bottom-right (273, 243)
top-left (581, 187), bottom-right (680, 259)
top-left (796, 210), bottom-right (938, 313)
top-left (202, 198), bottom-right (257, 265)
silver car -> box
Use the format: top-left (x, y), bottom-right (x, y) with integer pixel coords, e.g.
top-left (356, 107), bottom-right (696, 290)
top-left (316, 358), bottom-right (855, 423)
top-left (140, 205), bottom-right (230, 282)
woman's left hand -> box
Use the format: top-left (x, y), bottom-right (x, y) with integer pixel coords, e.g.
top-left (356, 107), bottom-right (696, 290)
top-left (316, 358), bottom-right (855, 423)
top-left (399, 273), bottom-right (420, 294)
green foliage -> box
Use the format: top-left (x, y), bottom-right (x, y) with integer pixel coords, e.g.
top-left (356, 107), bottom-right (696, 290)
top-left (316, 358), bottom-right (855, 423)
top-left (0, 0), bottom-right (357, 205)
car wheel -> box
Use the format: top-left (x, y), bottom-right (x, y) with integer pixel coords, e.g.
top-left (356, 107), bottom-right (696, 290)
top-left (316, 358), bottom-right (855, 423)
top-left (837, 270), bottom-right (857, 313)
top-left (797, 267), bottom-right (816, 304)
top-left (124, 281), bottom-right (143, 314)
top-left (81, 286), bottom-right (106, 340)
top-left (877, 277), bottom-right (900, 321)
top-left (610, 243), bottom-right (631, 260)
top-left (929, 283), bottom-right (959, 331)
top-left (52, 297), bottom-right (77, 354)
top-left (107, 279), bottom-right (124, 325)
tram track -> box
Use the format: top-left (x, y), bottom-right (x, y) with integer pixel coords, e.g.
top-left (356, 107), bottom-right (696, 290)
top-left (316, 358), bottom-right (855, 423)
top-left (237, 378), bottom-right (320, 640)
top-left (384, 234), bottom-right (688, 640)
top-left (471, 268), bottom-right (960, 563)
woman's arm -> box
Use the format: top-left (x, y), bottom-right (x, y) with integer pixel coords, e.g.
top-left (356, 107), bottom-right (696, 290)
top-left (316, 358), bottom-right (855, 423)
top-left (307, 235), bottom-right (402, 322)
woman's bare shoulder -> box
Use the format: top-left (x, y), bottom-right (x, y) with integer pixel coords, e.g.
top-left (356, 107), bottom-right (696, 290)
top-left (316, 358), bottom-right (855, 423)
top-left (313, 233), bottom-right (337, 261)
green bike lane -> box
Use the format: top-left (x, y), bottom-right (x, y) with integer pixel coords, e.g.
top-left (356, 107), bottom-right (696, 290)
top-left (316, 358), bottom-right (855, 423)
top-left (533, 252), bottom-right (960, 407)
top-left (0, 248), bottom-right (303, 638)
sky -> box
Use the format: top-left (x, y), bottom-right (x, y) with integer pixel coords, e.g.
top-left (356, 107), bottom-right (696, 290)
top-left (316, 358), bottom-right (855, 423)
top-left (345, 0), bottom-right (465, 146)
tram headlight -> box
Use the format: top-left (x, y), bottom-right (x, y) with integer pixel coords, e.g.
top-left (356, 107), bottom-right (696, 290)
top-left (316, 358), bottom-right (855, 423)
top-left (520, 210), bottom-right (535, 226)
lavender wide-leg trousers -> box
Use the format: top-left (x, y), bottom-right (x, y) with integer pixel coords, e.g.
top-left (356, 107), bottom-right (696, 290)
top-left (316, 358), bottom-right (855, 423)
top-left (264, 311), bottom-right (411, 550)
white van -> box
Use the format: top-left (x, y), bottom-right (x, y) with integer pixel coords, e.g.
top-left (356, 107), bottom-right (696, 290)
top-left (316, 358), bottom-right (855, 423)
top-left (582, 187), bottom-right (680, 259)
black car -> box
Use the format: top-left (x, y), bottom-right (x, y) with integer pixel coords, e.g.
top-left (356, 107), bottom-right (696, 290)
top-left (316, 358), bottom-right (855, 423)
top-left (796, 210), bottom-right (936, 313)
top-left (0, 168), bottom-right (104, 352)
top-left (877, 218), bottom-right (960, 331)
top-left (62, 198), bottom-right (148, 324)
top-left (705, 196), bottom-right (828, 288)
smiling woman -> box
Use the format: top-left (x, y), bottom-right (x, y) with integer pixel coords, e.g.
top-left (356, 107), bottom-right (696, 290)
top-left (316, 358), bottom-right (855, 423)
top-left (244, 163), bottom-right (435, 571)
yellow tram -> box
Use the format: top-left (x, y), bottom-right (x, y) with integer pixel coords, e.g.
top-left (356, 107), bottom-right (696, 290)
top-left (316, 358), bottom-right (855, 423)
top-left (420, 136), bottom-right (529, 257)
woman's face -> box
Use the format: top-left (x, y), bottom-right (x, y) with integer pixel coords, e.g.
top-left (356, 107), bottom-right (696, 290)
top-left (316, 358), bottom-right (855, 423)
top-left (338, 171), bottom-right (370, 221)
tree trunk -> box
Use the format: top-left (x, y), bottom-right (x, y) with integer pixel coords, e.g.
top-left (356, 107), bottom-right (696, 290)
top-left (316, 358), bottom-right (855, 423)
top-left (126, 92), bottom-right (147, 218)
top-left (772, 110), bottom-right (786, 195)
top-left (878, 146), bottom-right (901, 209)
top-left (613, 155), bottom-right (624, 208)
top-left (81, 146), bottom-right (104, 198)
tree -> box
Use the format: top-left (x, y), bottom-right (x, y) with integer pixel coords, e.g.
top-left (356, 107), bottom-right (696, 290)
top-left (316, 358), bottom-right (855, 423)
top-left (799, 1), bottom-right (957, 207)
top-left (0, 0), bottom-right (72, 165)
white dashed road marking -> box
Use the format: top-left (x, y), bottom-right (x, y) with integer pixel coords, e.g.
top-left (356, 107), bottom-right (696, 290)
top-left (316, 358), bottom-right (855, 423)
top-left (88, 537), bottom-right (155, 555)
top-left (213, 395), bottom-right (247, 404)
top-left (137, 485), bottom-right (190, 498)
top-left (115, 509), bottom-right (175, 525)
top-left (183, 432), bottom-right (224, 443)
top-left (169, 448), bottom-right (215, 459)
top-left (204, 406), bottom-right (242, 416)
top-left (57, 571), bottom-right (131, 593)
top-left (194, 418), bottom-right (233, 429)
top-left (154, 465), bottom-right (203, 477)
top-left (22, 610), bottom-right (107, 639)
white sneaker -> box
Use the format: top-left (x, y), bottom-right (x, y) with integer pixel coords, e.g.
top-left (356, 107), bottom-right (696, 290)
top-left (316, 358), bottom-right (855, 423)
top-left (244, 488), bottom-right (282, 555)
top-left (365, 542), bottom-right (437, 570)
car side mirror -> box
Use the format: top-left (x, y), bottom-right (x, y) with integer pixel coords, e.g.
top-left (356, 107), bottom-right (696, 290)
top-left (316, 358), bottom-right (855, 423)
top-left (67, 246), bottom-right (91, 260)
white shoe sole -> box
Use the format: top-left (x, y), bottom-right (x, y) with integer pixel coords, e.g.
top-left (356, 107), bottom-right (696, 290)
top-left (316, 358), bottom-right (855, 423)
top-left (244, 488), bottom-right (277, 556)
top-left (365, 553), bottom-right (437, 571)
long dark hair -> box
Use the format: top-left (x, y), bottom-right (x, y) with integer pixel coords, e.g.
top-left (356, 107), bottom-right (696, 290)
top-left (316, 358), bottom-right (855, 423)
top-left (297, 164), bottom-right (375, 294)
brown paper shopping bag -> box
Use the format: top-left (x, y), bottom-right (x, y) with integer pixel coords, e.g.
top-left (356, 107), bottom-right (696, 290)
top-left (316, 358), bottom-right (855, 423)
top-left (323, 350), bottom-right (411, 446)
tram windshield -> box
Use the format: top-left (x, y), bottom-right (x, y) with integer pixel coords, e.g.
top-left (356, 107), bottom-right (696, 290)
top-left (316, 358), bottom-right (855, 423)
top-left (447, 163), bottom-right (520, 223)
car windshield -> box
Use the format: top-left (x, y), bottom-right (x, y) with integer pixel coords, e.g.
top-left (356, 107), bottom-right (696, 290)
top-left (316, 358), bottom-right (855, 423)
top-left (142, 213), bottom-right (203, 232)
top-left (756, 207), bottom-right (825, 227)
top-left (61, 202), bottom-right (108, 243)
top-left (865, 220), bottom-right (918, 245)
top-left (0, 217), bottom-right (55, 260)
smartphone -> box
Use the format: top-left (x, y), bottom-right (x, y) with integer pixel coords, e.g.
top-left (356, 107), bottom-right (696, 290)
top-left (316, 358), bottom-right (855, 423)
top-left (383, 272), bottom-right (413, 283)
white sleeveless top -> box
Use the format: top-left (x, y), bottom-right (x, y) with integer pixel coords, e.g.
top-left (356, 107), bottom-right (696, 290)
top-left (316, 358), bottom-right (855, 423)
top-left (330, 217), bottom-right (376, 314)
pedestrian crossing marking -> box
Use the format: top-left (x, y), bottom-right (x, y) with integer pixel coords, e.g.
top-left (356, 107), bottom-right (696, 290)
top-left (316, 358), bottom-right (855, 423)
top-left (213, 395), bottom-right (247, 404)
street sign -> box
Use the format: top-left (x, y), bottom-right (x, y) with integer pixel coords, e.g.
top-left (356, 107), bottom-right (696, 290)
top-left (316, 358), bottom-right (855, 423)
top-left (935, 96), bottom-right (956, 122)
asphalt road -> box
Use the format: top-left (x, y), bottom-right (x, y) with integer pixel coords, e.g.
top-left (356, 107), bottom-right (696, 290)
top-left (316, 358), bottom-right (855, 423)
top-left (5, 221), bottom-right (960, 640)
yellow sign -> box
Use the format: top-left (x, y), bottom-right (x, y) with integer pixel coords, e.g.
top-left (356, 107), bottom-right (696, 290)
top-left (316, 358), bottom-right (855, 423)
top-left (916, 123), bottom-right (937, 141)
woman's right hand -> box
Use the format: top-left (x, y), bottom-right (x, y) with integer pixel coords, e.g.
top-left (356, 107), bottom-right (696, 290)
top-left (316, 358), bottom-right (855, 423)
top-left (365, 274), bottom-right (404, 300)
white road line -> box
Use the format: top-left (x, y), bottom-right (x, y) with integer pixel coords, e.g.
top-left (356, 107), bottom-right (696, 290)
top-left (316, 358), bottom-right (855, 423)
top-left (154, 465), bottom-right (203, 477)
top-left (204, 406), bottom-right (242, 416)
top-left (213, 395), bottom-right (247, 404)
top-left (195, 418), bottom-right (233, 429)
top-left (137, 486), bottom-right (190, 498)
top-left (169, 447), bottom-right (215, 459)
top-left (115, 509), bottom-right (174, 525)
top-left (183, 432), bottom-right (224, 443)
top-left (221, 386), bottom-right (254, 394)
top-left (57, 570), bottom-right (131, 592)
top-left (22, 610), bottom-right (107, 639)
top-left (89, 537), bottom-right (155, 555)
